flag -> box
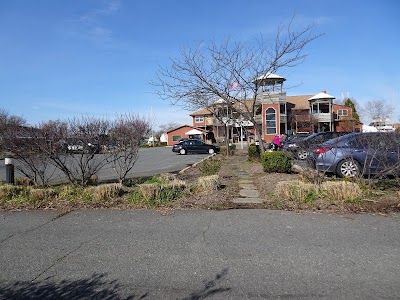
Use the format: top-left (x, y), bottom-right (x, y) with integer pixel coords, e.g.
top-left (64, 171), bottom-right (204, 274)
top-left (230, 82), bottom-right (240, 90)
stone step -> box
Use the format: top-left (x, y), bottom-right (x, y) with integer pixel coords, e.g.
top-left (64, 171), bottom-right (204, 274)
top-left (232, 198), bottom-right (264, 204)
top-left (239, 189), bottom-right (260, 198)
top-left (239, 183), bottom-right (257, 190)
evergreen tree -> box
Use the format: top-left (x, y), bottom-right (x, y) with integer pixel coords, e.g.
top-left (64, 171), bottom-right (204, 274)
top-left (344, 98), bottom-right (360, 121)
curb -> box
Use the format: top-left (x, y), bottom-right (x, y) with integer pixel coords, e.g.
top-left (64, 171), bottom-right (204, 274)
top-left (179, 153), bottom-right (216, 174)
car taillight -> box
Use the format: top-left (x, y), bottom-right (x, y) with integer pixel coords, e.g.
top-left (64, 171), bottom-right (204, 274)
top-left (315, 147), bottom-right (331, 154)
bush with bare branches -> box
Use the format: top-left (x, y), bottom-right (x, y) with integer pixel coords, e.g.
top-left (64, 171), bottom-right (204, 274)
top-left (107, 113), bottom-right (151, 183)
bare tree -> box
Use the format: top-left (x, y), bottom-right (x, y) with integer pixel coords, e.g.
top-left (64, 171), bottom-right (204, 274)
top-left (107, 113), bottom-right (151, 183)
top-left (361, 99), bottom-right (395, 127)
top-left (154, 122), bottom-right (181, 140)
top-left (0, 108), bottom-right (26, 130)
top-left (153, 16), bottom-right (322, 152)
top-left (0, 125), bottom-right (57, 185)
top-left (43, 117), bottom-right (112, 186)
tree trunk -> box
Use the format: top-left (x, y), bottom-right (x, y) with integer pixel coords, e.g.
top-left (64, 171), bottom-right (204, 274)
top-left (225, 124), bottom-right (230, 156)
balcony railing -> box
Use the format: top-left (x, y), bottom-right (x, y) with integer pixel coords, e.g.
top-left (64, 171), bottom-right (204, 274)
top-left (255, 91), bottom-right (286, 105)
top-left (311, 113), bottom-right (334, 123)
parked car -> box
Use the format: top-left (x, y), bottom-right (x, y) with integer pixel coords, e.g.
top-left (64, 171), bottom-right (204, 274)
top-left (66, 141), bottom-right (100, 154)
top-left (294, 131), bottom-right (350, 160)
top-left (310, 132), bottom-right (400, 178)
top-left (172, 139), bottom-right (220, 155)
top-left (282, 133), bottom-right (310, 152)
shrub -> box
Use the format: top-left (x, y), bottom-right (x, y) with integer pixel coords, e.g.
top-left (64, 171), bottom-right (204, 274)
top-left (260, 151), bottom-right (292, 173)
top-left (197, 158), bottom-right (222, 176)
top-left (248, 144), bottom-right (260, 161)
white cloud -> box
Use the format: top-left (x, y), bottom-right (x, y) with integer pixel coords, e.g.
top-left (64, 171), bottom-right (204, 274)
top-left (68, 0), bottom-right (121, 45)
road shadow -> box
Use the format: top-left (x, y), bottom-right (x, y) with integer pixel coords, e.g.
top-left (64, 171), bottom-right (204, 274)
top-left (0, 273), bottom-right (139, 300)
top-left (181, 268), bottom-right (231, 300)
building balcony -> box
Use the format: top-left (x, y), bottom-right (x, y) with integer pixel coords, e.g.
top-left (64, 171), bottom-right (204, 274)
top-left (311, 113), bottom-right (334, 123)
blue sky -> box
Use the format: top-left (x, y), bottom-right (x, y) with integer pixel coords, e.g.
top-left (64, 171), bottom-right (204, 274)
top-left (1, 0), bottom-right (399, 129)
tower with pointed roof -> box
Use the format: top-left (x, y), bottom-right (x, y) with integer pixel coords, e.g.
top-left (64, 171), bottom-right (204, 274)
top-left (308, 90), bottom-right (335, 132)
top-left (253, 72), bottom-right (287, 142)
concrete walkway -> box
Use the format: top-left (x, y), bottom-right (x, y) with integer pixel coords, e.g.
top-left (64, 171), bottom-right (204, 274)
top-left (231, 158), bottom-right (264, 204)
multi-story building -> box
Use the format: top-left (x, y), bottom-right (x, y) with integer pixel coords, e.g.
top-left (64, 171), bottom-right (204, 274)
top-left (187, 73), bottom-right (362, 143)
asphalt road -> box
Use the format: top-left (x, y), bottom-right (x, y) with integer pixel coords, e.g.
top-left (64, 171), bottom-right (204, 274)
top-left (0, 209), bottom-right (399, 299)
top-left (0, 147), bottom-right (212, 183)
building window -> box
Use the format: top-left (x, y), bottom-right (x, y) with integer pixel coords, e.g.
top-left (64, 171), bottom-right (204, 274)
top-left (265, 107), bottom-right (277, 134)
top-left (172, 135), bottom-right (181, 141)
top-left (311, 103), bottom-right (319, 114)
top-left (338, 109), bottom-right (348, 116)
top-left (320, 103), bottom-right (330, 113)
top-left (195, 116), bottom-right (204, 123)
top-left (311, 102), bottom-right (330, 114)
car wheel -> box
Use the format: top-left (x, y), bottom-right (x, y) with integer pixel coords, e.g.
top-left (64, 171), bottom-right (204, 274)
top-left (336, 159), bottom-right (360, 178)
top-left (297, 150), bottom-right (308, 160)
top-left (208, 148), bottom-right (215, 154)
top-left (179, 149), bottom-right (186, 155)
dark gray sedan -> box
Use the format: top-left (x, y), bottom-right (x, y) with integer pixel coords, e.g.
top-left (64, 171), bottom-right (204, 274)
top-left (311, 132), bottom-right (400, 178)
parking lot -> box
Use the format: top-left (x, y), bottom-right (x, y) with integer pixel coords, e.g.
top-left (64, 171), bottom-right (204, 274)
top-left (0, 147), bottom-right (212, 183)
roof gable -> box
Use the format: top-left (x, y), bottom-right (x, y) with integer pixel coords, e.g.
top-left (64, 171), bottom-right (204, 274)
top-left (166, 124), bottom-right (208, 134)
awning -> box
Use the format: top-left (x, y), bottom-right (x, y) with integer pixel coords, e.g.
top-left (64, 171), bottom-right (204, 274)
top-left (185, 129), bottom-right (204, 135)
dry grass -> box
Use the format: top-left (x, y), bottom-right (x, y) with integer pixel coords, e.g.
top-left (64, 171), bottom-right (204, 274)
top-left (197, 175), bottom-right (221, 191)
top-left (275, 180), bottom-right (318, 203)
top-left (321, 181), bottom-right (362, 202)
top-left (92, 183), bottom-right (123, 201)
top-left (1, 149), bottom-right (400, 213)
top-left (29, 188), bottom-right (57, 201)
top-left (137, 183), bottom-right (159, 200)
top-left (275, 180), bottom-right (362, 204)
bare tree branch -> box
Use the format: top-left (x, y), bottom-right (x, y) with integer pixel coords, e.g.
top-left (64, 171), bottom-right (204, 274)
top-left (152, 16), bottom-right (323, 152)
